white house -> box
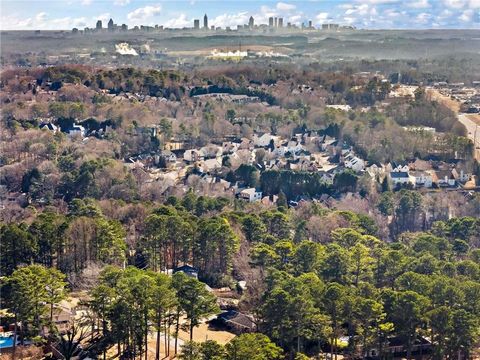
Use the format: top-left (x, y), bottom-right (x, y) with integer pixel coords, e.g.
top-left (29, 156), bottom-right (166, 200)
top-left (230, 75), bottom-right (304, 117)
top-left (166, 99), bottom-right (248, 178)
top-left (184, 149), bottom-right (203, 163)
top-left (344, 153), bottom-right (365, 172)
top-left (285, 140), bottom-right (305, 154)
top-left (366, 164), bottom-right (385, 177)
top-left (199, 158), bottom-right (222, 172)
top-left (387, 162), bottom-right (409, 173)
top-left (389, 171), bottom-right (412, 187)
top-left (39, 122), bottom-right (59, 133)
top-left (271, 145), bottom-right (287, 158)
top-left (200, 145), bottom-right (223, 159)
top-left (239, 188), bottom-right (262, 202)
top-left (434, 170), bottom-right (456, 187)
top-left (409, 171), bottom-right (433, 188)
top-left (67, 124), bottom-right (85, 138)
top-left (161, 151), bottom-right (177, 162)
top-left (451, 169), bottom-right (470, 183)
top-left (222, 141), bottom-right (240, 154)
top-left (253, 133), bottom-right (280, 148)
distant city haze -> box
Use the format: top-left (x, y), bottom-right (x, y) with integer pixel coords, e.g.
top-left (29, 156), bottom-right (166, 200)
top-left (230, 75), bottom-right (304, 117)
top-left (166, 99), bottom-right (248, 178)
top-left (1, 0), bottom-right (479, 30)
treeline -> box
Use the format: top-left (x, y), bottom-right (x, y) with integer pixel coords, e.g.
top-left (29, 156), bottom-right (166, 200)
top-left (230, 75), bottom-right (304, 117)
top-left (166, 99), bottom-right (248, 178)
top-left (189, 85), bottom-right (277, 105)
top-left (1, 65), bottom-right (187, 100)
top-left (1, 263), bottom-right (284, 360)
top-left (387, 88), bottom-right (466, 136)
top-left (247, 213), bottom-right (480, 359)
top-left (1, 191), bottom-right (480, 358)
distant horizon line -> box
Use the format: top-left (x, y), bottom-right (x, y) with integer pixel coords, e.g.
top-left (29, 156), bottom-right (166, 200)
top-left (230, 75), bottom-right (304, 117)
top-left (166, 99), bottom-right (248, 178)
top-left (1, 27), bottom-right (479, 31)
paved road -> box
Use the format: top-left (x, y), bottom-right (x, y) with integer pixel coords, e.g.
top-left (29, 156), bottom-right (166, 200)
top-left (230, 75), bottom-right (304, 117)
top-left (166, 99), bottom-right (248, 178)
top-left (458, 114), bottom-right (480, 161)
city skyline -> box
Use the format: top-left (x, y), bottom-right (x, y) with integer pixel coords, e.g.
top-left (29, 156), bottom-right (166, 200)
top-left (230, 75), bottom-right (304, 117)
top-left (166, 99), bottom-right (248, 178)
top-left (1, 0), bottom-right (479, 31)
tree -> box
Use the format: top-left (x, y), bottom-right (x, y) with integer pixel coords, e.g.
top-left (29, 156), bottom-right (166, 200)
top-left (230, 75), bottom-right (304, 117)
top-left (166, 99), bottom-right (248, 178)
top-left (44, 268), bottom-right (68, 326)
top-left (277, 191), bottom-right (288, 208)
top-left (333, 170), bottom-right (358, 193)
top-left (242, 214), bottom-right (267, 243)
top-left (179, 340), bottom-right (225, 360)
top-left (323, 283), bottom-right (347, 360)
top-left (390, 291), bottom-right (430, 360)
top-left (225, 333), bottom-right (284, 360)
top-left (292, 240), bottom-right (323, 275)
top-left (172, 272), bottom-right (219, 340)
top-left (0, 223), bottom-right (36, 276)
top-left (151, 273), bottom-right (176, 360)
top-left (7, 265), bottom-right (68, 346)
top-left (320, 244), bottom-right (350, 284)
top-left (225, 109), bottom-right (236, 123)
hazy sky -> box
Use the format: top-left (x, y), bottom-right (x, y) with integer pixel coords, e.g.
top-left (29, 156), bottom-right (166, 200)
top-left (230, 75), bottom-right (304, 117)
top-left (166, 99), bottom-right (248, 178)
top-left (1, 0), bottom-right (479, 30)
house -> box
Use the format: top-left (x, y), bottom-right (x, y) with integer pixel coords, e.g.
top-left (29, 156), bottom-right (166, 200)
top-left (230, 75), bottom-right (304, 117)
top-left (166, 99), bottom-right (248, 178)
top-left (184, 149), bottom-right (203, 163)
top-left (409, 170), bottom-right (433, 188)
top-left (326, 104), bottom-right (352, 111)
top-left (253, 133), bottom-right (280, 148)
top-left (173, 264), bottom-right (199, 279)
top-left (451, 168), bottom-right (470, 183)
top-left (161, 151), bottom-right (177, 162)
top-left (222, 141), bottom-right (240, 154)
top-left (433, 170), bottom-right (456, 187)
top-left (42, 304), bottom-right (75, 336)
top-left (200, 145), bottom-right (223, 159)
top-left (261, 195), bottom-right (278, 206)
top-left (239, 188), bottom-right (262, 202)
top-left (200, 158), bottom-right (222, 172)
top-left (39, 122), bottom-right (59, 133)
top-left (366, 164), bottom-right (384, 177)
top-left (344, 153), bottom-right (365, 172)
top-left (365, 336), bottom-right (431, 359)
top-left (217, 311), bottom-right (256, 334)
top-left (67, 124), bottom-right (85, 138)
top-left (387, 162), bottom-right (409, 173)
top-left (389, 171), bottom-right (412, 187)
top-left (285, 140), bottom-right (305, 154)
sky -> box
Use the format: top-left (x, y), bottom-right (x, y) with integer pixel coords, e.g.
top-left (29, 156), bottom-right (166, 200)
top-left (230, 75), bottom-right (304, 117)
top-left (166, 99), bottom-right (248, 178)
top-left (1, 0), bottom-right (479, 30)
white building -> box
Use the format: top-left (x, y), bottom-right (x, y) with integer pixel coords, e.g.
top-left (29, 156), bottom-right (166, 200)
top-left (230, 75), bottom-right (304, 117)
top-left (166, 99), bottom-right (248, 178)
top-left (184, 149), bottom-right (203, 162)
top-left (389, 171), bottom-right (412, 187)
top-left (39, 122), bottom-right (59, 133)
top-left (239, 188), bottom-right (262, 202)
top-left (409, 171), bottom-right (433, 188)
top-left (344, 153), bottom-right (365, 172)
top-left (67, 124), bottom-right (85, 138)
top-left (253, 133), bottom-right (280, 148)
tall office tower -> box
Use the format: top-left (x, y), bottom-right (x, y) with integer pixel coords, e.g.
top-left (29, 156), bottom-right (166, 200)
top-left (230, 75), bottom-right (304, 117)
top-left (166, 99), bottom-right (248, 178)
top-left (121, 24), bottom-right (128, 31)
top-left (269, 17), bottom-right (274, 27)
top-left (249, 16), bottom-right (254, 29)
top-left (308, 20), bottom-right (312, 29)
top-left (274, 17), bottom-right (278, 27)
top-left (108, 18), bottom-right (114, 31)
top-left (194, 19), bottom-right (200, 29)
top-left (204, 14), bottom-right (208, 29)
top-left (96, 20), bottom-right (102, 30)
top-left (278, 18), bottom-right (283, 28)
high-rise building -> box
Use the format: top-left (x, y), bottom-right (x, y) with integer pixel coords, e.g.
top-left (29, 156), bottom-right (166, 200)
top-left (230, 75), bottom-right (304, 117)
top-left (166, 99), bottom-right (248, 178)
top-left (278, 18), bottom-right (283, 28)
top-left (108, 18), bottom-right (114, 31)
top-left (96, 20), bottom-right (102, 30)
top-left (121, 24), bottom-right (128, 31)
top-left (249, 16), bottom-right (254, 29)
top-left (308, 20), bottom-right (312, 29)
top-left (322, 23), bottom-right (339, 30)
top-left (204, 14), bottom-right (208, 29)
top-left (274, 17), bottom-right (278, 27)
top-left (194, 19), bottom-right (200, 30)
top-left (269, 17), bottom-right (274, 27)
